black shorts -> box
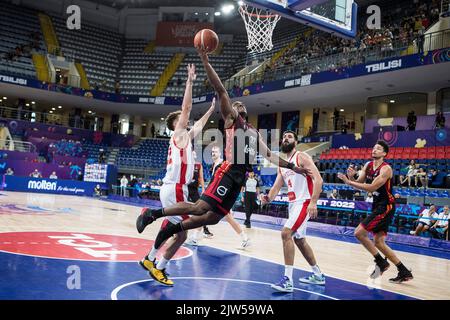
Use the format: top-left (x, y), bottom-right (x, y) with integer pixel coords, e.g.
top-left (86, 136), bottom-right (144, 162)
top-left (200, 162), bottom-right (246, 215)
top-left (361, 203), bottom-right (395, 234)
top-left (188, 185), bottom-right (200, 203)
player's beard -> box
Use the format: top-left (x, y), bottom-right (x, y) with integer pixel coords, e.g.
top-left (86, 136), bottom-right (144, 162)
top-left (281, 141), bottom-right (295, 153)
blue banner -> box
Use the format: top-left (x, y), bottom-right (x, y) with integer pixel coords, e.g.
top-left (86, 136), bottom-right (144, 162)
top-left (1, 48), bottom-right (449, 106)
top-left (1, 175), bottom-right (100, 196)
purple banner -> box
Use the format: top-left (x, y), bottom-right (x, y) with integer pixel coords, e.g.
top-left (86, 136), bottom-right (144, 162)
top-left (365, 114), bottom-right (450, 133)
top-left (0, 118), bottom-right (136, 147)
top-left (0, 150), bottom-right (38, 161)
top-left (0, 160), bottom-right (83, 180)
top-left (332, 129), bottom-right (450, 149)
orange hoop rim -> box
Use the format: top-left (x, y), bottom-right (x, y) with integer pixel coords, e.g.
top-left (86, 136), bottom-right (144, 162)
top-left (239, 5), bottom-right (280, 19)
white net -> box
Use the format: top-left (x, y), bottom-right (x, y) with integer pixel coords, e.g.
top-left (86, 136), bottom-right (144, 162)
top-left (239, 4), bottom-right (281, 53)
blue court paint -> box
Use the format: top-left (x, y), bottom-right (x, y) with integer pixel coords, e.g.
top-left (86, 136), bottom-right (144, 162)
top-left (0, 245), bottom-right (416, 300)
top-left (102, 199), bottom-right (450, 260)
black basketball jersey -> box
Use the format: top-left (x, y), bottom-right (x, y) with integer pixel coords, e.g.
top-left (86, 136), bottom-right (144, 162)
top-left (365, 161), bottom-right (395, 206)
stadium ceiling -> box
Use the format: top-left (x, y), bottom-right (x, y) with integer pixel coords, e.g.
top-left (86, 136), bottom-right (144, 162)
top-left (91, 0), bottom-right (231, 10)
top-left (90, 0), bottom-right (376, 10)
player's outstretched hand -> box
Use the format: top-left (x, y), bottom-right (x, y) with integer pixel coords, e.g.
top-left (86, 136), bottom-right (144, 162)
top-left (187, 63), bottom-right (197, 83)
top-left (196, 46), bottom-right (209, 62)
top-left (346, 166), bottom-right (357, 179)
top-left (307, 202), bottom-right (318, 219)
top-left (208, 97), bottom-right (216, 113)
top-left (337, 173), bottom-right (349, 184)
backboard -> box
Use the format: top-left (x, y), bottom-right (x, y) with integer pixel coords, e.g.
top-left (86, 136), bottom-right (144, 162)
top-left (243, 0), bottom-right (357, 38)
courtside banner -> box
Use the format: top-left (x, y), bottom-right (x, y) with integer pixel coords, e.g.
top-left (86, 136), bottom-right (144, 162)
top-left (155, 22), bottom-right (213, 46)
top-left (1, 175), bottom-right (98, 196)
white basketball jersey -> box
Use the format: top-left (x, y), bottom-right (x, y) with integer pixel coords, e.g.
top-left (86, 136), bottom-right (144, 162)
top-left (279, 151), bottom-right (313, 202)
top-left (162, 137), bottom-right (195, 185)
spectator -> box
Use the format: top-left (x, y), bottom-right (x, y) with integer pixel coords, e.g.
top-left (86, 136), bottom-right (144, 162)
top-left (307, 126), bottom-right (313, 137)
top-left (114, 81), bottom-right (120, 94)
top-left (365, 192), bottom-right (374, 203)
top-left (177, 78), bottom-right (182, 86)
top-left (410, 205), bottom-right (438, 236)
top-left (94, 184), bottom-right (102, 198)
top-left (429, 206), bottom-right (449, 239)
top-left (407, 111), bottom-right (417, 131)
top-left (341, 122), bottom-right (349, 134)
top-left (49, 171), bottom-right (58, 179)
top-left (312, 108), bottom-right (320, 133)
top-left (241, 171), bottom-right (260, 228)
top-left (5, 168), bottom-right (14, 175)
top-left (403, 160), bottom-right (418, 187)
top-left (416, 27), bottom-right (425, 53)
top-left (333, 108), bottom-right (340, 130)
top-left (120, 175), bottom-right (128, 197)
top-left (151, 123), bottom-right (156, 138)
top-left (29, 169), bottom-right (42, 178)
top-left (330, 189), bottom-right (339, 199)
top-left (415, 167), bottom-right (428, 187)
top-left (435, 111), bottom-right (445, 129)
top-left (428, 168), bottom-right (439, 187)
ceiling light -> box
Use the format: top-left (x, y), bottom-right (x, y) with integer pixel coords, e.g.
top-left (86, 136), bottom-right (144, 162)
top-left (210, 120), bottom-right (214, 123)
top-left (340, 109), bottom-right (344, 112)
top-left (142, 123), bottom-right (147, 126)
top-left (49, 110), bottom-right (53, 113)
top-left (214, 11), bottom-right (221, 16)
top-left (390, 100), bottom-right (395, 103)
top-left (195, 12), bottom-right (198, 15)
top-left (160, 117), bottom-right (164, 120)
top-left (26, 103), bottom-right (30, 106)
top-left (31, 101), bottom-right (35, 104)
top-left (52, 107), bottom-right (56, 110)
top-left (205, 12), bottom-right (209, 15)
top-left (88, 110), bottom-right (92, 113)
top-left (2, 97), bottom-right (6, 100)
top-left (221, 4), bottom-right (235, 14)
top-left (238, 1), bottom-right (245, 5)
top-left (58, 105), bottom-right (62, 108)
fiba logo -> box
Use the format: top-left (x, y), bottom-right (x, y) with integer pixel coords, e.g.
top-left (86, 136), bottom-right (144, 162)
top-left (217, 186), bottom-right (228, 196)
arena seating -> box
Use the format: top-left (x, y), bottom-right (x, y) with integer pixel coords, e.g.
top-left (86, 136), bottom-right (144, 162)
top-left (0, 3), bottom-right (44, 78)
top-left (116, 138), bottom-right (170, 168)
top-left (51, 15), bottom-right (122, 92)
top-left (319, 147), bottom-right (450, 188)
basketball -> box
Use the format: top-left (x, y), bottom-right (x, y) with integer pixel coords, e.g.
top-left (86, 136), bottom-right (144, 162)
top-left (194, 29), bottom-right (219, 53)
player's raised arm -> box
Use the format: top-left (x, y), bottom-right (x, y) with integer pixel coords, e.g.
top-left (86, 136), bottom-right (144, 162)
top-left (257, 133), bottom-right (311, 176)
top-left (338, 165), bottom-right (392, 193)
top-left (173, 64), bottom-right (196, 146)
top-left (196, 47), bottom-right (238, 123)
top-left (189, 97), bottom-right (216, 140)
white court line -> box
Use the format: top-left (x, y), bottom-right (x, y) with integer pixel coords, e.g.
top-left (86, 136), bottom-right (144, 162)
top-left (110, 277), bottom-right (338, 301)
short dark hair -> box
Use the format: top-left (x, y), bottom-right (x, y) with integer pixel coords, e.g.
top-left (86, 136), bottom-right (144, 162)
top-left (283, 130), bottom-right (298, 141)
top-left (166, 110), bottom-right (182, 131)
top-left (376, 140), bottom-right (389, 154)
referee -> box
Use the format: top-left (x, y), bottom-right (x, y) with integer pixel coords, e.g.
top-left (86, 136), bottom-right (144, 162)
top-left (242, 171), bottom-right (260, 228)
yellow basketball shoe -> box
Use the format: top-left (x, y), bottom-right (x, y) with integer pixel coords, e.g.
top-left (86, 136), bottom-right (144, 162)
top-left (149, 267), bottom-right (174, 286)
top-left (139, 256), bottom-right (156, 272)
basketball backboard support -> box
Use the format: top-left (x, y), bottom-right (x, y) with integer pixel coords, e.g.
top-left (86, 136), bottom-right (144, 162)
top-left (243, 0), bottom-right (358, 39)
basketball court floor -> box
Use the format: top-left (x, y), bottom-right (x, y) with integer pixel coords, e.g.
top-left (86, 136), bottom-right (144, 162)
top-left (0, 191), bottom-right (449, 300)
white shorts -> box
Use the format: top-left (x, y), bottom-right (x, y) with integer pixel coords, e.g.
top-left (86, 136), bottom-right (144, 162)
top-left (285, 199), bottom-right (310, 239)
top-left (160, 183), bottom-right (189, 225)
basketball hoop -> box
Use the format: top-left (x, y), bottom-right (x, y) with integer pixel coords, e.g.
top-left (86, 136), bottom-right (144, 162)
top-left (239, 3), bottom-right (281, 53)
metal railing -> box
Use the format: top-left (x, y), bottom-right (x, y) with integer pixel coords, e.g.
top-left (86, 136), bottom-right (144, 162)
top-left (0, 139), bottom-right (36, 152)
top-left (0, 105), bottom-right (77, 129)
top-left (201, 29), bottom-right (450, 94)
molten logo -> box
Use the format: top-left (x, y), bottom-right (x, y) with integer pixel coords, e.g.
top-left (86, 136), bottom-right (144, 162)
top-left (28, 180), bottom-right (57, 191)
